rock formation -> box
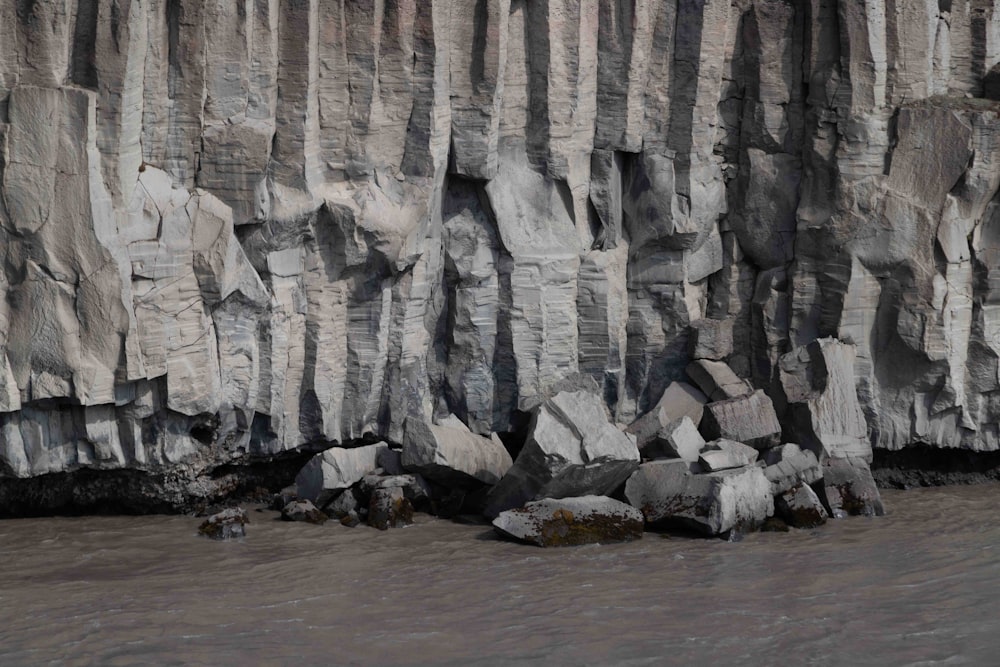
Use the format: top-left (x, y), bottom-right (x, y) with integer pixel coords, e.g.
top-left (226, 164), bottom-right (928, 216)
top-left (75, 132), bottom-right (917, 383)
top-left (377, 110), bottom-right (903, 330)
top-left (3, 1), bottom-right (1000, 511)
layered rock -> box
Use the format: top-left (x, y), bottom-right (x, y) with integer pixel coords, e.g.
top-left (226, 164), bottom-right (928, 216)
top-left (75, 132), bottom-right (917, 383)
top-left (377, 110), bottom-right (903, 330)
top-left (2, 2), bottom-right (1000, 510)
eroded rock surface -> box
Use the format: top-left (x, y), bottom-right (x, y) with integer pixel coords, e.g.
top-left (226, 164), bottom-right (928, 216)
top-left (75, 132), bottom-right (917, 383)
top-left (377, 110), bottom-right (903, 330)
top-left (1, 2), bottom-right (999, 511)
top-left (492, 496), bottom-right (644, 547)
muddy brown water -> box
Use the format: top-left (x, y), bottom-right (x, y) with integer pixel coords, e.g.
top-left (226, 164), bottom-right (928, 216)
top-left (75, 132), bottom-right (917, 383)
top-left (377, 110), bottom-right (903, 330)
top-left (1, 485), bottom-right (998, 666)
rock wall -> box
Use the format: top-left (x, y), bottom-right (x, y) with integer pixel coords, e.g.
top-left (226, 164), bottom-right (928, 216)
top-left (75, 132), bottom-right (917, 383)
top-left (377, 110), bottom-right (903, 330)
top-left (2, 0), bottom-right (1000, 500)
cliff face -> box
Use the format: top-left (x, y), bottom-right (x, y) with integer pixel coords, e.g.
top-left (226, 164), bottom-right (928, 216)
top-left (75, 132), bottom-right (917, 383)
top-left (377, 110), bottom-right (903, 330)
top-left (1, 0), bottom-right (1000, 503)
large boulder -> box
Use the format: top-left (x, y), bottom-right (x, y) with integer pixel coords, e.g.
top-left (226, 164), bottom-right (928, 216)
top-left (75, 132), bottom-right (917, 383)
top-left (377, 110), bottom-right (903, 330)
top-left (779, 338), bottom-right (871, 461)
top-left (624, 460), bottom-right (773, 536)
top-left (644, 416), bottom-right (706, 462)
top-left (698, 439), bottom-right (759, 472)
top-left (686, 360), bottom-right (752, 402)
top-left (626, 381), bottom-right (707, 447)
top-left (281, 499), bottom-right (328, 524)
top-left (484, 389), bottom-right (640, 517)
top-left (368, 487), bottom-right (414, 530)
top-left (295, 443), bottom-right (390, 506)
top-left (700, 390), bottom-right (781, 449)
top-left (762, 443), bottom-right (822, 495)
top-left (818, 458), bottom-right (885, 518)
top-left (492, 496), bottom-right (644, 547)
top-left (402, 415), bottom-right (513, 487)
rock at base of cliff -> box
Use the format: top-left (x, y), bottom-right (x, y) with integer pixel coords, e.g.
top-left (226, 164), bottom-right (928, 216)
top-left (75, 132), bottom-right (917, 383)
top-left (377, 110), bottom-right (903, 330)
top-left (624, 460), bottom-right (773, 536)
top-left (198, 507), bottom-right (248, 540)
top-left (700, 390), bottom-right (782, 450)
top-left (484, 389), bottom-right (640, 518)
top-left (402, 415), bottom-right (513, 488)
top-left (686, 360), bottom-right (752, 402)
top-left (818, 458), bottom-right (885, 518)
top-left (775, 484), bottom-right (828, 528)
top-left (492, 496), bottom-right (644, 547)
top-left (763, 443), bottom-right (822, 495)
top-left (645, 416), bottom-right (706, 462)
top-left (368, 487), bottom-right (414, 530)
top-left (626, 382), bottom-right (708, 447)
top-left (698, 439), bottom-right (759, 471)
top-left (281, 499), bottom-right (328, 524)
top-left (295, 443), bottom-right (390, 506)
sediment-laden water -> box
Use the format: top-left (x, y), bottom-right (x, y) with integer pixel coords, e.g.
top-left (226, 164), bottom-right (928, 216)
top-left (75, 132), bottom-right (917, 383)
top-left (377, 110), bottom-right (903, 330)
top-left (2, 485), bottom-right (998, 666)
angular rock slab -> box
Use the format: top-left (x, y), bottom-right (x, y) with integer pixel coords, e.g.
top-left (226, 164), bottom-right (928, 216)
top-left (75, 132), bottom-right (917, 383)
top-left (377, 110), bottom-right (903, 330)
top-left (686, 360), bottom-right (752, 402)
top-left (818, 458), bottom-right (885, 518)
top-left (627, 381), bottom-right (708, 447)
top-left (775, 484), bottom-right (828, 529)
top-left (492, 496), bottom-right (644, 547)
top-left (763, 443), bottom-right (822, 495)
top-left (402, 414), bottom-right (513, 487)
top-left (698, 439), bottom-right (759, 472)
top-left (624, 460), bottom-right (774, 536)
top-left (295, 443), bottom-right (390, 506)
top-left (689, 318), bottom-right (734, 361)
top-left (484, 389), bottom-right (640, 518)
top-left (645, 416), bottom-right (706, 462)
top-left (700, 390), bottom-right (781, 450)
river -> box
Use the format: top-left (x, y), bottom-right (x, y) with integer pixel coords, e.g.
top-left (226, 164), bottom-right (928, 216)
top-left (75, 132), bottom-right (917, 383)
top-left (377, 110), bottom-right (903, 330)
top-left (1, 484), bottom-right (997, 666)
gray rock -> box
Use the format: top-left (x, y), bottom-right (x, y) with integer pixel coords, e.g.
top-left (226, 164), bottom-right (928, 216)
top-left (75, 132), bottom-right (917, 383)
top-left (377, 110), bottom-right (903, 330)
top-left (295, 443), bottom-right (390, 506)
top-left (624, 460), bottom-right (773, 536)
top-left (281, 499), bottom-right (328, 524)
top-left (689, 319), bottom-right (734, 361)
top-left (361, 473), bottom-right (432, 504)
top-left (484, 389), bottom-right (640, 518)
top-left (645, 416), bottom-right (706, 462)
top-left (700, 390), bottom-right (782, 450)
top-left (377, 448), bottom-right (406, 476)
top-left (686, 360), bottom-right (753, 402)
top-left (775, 484), bottom-right (828, 528)
top-left (368, 487), bottom-right (414, 530)
top-left (627, 382), bottom-right (708, 447)
top-left (325, 489), bottom-right (362, 520)
top-left (198, 508), bottom-right (248, 540)
top-left (762, 444), bottom-right (822, 495)
top-left (698, 439), bottom-right (759, 472)
top-left (402, 415), bottom-right (513, 487)
top-left (818, 458), bottom-right (886, 518)
top-left (779, 339), bottom-right (871, 461)
top-left (492, 496), bottom-right (644, 547)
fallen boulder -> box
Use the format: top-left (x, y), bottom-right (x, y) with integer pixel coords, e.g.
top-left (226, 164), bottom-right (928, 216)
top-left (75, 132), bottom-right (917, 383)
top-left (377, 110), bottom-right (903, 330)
top-left (198, 507), bottom-right (248, 540)
top-left (626, 381), bottom-right (707, 447)
top-left (775, 484), bottom-right (828, 528)
top-left (700, 390), bottom-right (781, 449)
top-left (762, 443), bottom-right (822, 495)
top-left (779, 338), bottom-right (871, 461)
top-left (624, 460), bottom-right (773, 536)
top-left (281, 499), bottom-right (328, 524)
top-left (368, 487), bottom-right (414, 530)
top-left (484, 389), bottom-right (640, 518)
top-left (698, 439), bottom-right (759, 472)
top-left (295, 442), bottom-right (390, 506)
top-left (402, 415), bottom-right (512, 487)
top-left (645, 416), bottom-right (706, 462)
top-left (686, 359), bottom-right (752, 402)
top-left (492, 496), bottom-right (644, 547)
top-left (818, 458), bottom-right (885, 518)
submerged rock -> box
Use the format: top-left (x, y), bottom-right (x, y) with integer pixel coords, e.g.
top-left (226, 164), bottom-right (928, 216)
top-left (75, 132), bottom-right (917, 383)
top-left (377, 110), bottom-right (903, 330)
top-left (484, 389), bottom-right (640, 518)
top-left (198, 508), bottom-right (248, 540)
top-left (775, 484), bottom-right (828, 528)
top-left (281, 499), bottom-right (328, 524)
top-left (368, 487), bottom-right (414, 530)
top-left (624, 460), bottom-right (773, 536)
top-left (492, 496), bottom-right (644, 547)
top-left (818, 459), bottom-right (886, 518)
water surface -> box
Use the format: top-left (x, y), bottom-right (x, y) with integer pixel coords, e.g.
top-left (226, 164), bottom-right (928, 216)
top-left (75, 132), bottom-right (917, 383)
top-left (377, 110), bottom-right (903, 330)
top-left (2, 485), bottom-right (997, 665)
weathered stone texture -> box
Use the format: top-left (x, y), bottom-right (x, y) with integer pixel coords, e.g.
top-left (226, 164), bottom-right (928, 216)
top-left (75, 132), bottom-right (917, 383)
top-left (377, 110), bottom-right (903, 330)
top-left (2, 2), bottom-right (1000, 507)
